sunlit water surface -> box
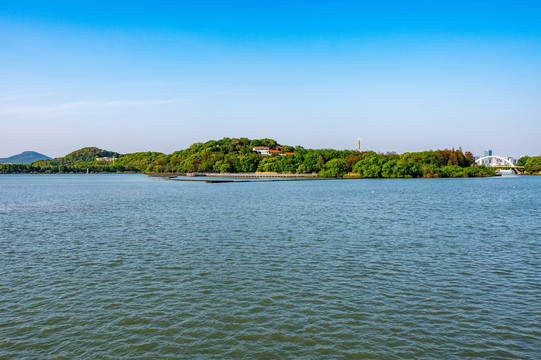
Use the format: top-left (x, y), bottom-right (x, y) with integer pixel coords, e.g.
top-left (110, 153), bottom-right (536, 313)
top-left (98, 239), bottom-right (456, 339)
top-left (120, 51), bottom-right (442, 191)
top-left (1, 174), bottom-right (540, 359)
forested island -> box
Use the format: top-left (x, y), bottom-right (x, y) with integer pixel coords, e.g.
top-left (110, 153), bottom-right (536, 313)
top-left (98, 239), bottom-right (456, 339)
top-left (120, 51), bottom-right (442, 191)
top-left (0, 137), bottom-right (525, 178)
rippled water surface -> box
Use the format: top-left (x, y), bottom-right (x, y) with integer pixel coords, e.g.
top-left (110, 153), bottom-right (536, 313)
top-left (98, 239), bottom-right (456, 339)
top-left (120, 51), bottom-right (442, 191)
top-left (1, 174), bottom-right (540, 359)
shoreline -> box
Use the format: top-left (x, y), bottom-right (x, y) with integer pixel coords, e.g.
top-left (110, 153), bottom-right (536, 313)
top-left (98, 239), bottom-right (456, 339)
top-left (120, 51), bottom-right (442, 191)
top-left (6, 171), bottom-right (539, 178)
top-left (0, 172), bottom-right (517, 178)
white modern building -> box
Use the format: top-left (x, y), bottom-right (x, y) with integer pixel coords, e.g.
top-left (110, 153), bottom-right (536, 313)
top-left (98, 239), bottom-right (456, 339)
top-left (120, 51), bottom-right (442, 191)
top-left (252, 147), bottom-right (270, 155)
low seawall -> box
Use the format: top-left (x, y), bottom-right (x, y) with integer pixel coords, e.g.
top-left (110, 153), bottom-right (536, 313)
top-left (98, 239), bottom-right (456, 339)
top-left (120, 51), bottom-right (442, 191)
top-left (146, 172), bottom-right (317, 178)
top-left (202, 172), bottom-right (317, 178)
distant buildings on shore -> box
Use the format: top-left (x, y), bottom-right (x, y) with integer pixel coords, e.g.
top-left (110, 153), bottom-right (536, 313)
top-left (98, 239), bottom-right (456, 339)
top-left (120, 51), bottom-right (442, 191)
top-left (252, 146), bottom-right (294, 156)
top-left (96, 157), bottom-right (116, 163)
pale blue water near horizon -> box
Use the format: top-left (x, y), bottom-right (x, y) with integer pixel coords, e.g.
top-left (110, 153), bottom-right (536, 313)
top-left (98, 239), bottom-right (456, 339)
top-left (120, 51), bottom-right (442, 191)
top-left (1, 174), bottom-right (540, 359)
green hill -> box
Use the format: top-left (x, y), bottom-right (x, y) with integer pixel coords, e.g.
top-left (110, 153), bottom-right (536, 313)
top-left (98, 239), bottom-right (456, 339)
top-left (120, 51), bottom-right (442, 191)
top-left (63, 147), bottom-right (120, 161)
top-left (34, 147), bottom-right (121, 167)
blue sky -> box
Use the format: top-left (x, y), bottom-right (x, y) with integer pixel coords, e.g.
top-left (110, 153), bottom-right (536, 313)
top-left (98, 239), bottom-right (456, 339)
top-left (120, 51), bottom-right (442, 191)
top-left (1, 1), bottom-right (540, 158)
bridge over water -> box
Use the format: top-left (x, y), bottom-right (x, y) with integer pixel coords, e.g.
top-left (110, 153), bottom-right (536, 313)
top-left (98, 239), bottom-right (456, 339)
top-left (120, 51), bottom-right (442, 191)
top-left (474, 156), bottom-right (524, 174)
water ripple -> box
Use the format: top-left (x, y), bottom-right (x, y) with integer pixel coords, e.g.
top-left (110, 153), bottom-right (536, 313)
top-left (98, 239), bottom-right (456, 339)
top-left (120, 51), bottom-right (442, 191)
top-left (1, 174), bottom-right (540, 359)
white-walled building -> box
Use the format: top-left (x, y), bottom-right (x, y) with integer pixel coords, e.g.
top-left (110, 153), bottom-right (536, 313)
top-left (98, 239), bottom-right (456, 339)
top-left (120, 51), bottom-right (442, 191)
top-left (252, 146), bottom-right (270, 155)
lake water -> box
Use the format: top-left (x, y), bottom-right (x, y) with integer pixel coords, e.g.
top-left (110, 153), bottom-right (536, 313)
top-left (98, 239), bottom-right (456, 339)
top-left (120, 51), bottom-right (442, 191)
top-left (1, 174), bottom-right (540, 359)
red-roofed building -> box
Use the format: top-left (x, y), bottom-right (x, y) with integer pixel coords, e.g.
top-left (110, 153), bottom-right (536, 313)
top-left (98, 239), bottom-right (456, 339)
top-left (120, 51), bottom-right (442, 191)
top-left (253, 146), bottom-right (293, 156)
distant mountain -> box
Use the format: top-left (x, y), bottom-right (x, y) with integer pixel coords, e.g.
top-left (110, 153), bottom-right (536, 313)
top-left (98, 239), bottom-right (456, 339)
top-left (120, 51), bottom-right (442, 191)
top-left (0, 151), bottom-right (51, 164)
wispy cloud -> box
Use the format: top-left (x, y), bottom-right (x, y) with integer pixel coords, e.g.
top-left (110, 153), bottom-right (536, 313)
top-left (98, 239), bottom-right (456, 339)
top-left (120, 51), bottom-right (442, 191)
top-left (0, 90), bottom-right (231, 119)
top-left (0, 99), bottom-right (178, 117)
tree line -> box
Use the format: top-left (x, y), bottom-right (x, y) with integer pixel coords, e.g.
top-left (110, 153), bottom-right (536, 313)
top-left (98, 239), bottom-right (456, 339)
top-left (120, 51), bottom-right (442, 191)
top-left (0, 137), bottom-right (498, 178)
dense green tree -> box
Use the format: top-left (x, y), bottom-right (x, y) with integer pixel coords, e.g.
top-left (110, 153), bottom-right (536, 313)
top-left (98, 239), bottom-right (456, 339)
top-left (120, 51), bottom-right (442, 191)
top-left (219, 162), bottom-right (231, 173)
top-left (516, 156), bottom-right (529, 166)
top-left (519, 156), bottom-right (541, 173)
top-left (238, 155), bottom-right (259, 173)
top-left (296, 163), bottom-right (308, 174)
top-left (319, 158), bottom-right (347, 178)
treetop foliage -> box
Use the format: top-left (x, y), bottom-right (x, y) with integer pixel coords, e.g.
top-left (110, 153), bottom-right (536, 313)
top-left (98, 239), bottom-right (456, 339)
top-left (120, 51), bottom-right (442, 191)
top-left (517, 156), bottom-right (541, 174)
